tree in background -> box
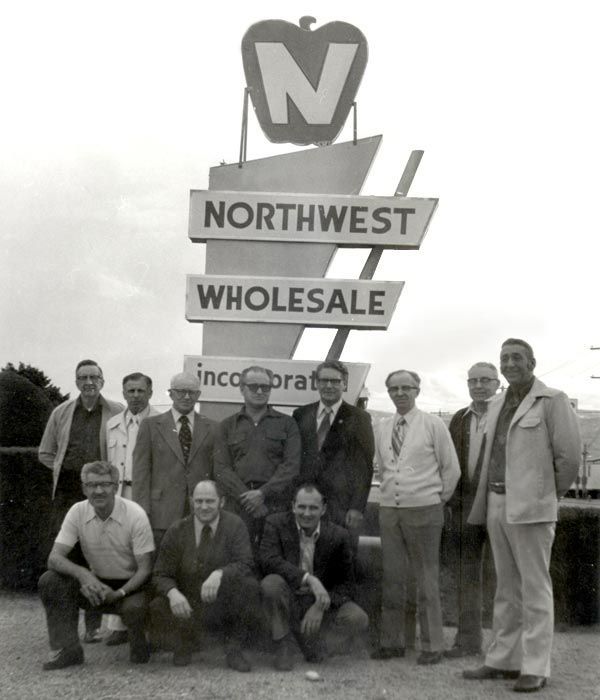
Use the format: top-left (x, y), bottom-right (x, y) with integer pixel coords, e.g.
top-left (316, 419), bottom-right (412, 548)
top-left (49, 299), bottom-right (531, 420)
top-left (1, 362), bottom-right (69, 407)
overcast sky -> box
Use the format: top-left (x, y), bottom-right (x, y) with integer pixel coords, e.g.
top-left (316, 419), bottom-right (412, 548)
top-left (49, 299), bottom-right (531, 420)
top-left (1, 1), bottom-right (598, 414)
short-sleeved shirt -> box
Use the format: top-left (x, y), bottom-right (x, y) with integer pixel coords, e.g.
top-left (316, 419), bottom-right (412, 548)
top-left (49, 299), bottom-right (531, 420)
top-left (55, 496), bottom-right (155, 579)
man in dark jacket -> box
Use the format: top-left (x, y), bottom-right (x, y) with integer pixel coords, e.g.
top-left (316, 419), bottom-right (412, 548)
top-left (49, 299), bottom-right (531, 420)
top-left (259, 483), bottom-right (368, 670)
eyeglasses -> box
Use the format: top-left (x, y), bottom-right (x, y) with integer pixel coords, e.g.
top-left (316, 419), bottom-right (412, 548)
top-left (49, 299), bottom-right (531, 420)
top-left (83, 481), bottom-right (116, 490)
top-left (467, 378), bottom-right (497, 386)
top-left (317, 378), bottom-right (343, 386)
top-left (243, 383), bottom-right (272, 393)
top-left (387, 385), bottom-right (418, 393)
top-left (170, 389), bottom-right (200, 398)
top-left (77, 374), bottom-right (103, 382)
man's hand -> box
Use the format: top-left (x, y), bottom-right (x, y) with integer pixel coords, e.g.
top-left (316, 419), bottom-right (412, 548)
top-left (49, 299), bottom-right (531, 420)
top-left (345, 509), bottom-right (364, 530)
top-left (301, 603), bottom-right (324, 637)
top-left (306, 575), bottom-right (330, 611)
top-left (201, 570), bottom-right (223, 603)
top-left (78, 571), bottom-right (110, 606)
top-left (167, 588), bottom-right (193, 619)
top-left (240, 489), bottom-right (265, 515)
top-left (103, 588), bottom-right (125, 605)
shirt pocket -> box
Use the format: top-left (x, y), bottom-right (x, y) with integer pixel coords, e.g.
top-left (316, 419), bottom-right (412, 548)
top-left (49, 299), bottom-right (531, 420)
top-left (518, 417), bottom-right (541, 429)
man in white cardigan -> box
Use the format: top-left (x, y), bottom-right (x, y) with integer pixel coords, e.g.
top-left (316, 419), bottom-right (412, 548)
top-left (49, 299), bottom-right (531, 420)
top-left (371, 369), bottom-right (460, 665)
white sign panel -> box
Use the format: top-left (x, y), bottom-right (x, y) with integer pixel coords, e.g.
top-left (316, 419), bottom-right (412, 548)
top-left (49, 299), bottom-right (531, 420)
top-left (189, 190), bottom-right (437, 249)
top-left (186, 275), bottom-right (404, 329)
top-left (183, 356), bottom-right (370, 406)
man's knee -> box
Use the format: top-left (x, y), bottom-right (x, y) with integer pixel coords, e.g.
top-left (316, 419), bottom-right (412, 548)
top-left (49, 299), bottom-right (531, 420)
top-left (260, 574), bottom-right (289, 600)
top-left (336, 602), bottom-right (369, 633)
top-left (38, 570), bottom-right (75, 603)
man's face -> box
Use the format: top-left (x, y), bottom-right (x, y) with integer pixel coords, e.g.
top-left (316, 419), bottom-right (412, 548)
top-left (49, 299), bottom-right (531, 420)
top-left (240, 370), bottom-right (272, 410)
top-left (82, 474), bottom-right (117, 513)
top-left (500, 343), bottom-right (535, 387)
top-left (192, 482), bottom-right (223, 524)
top-left (293, 488), bottom-right (326, 534)
top-left (123, 378), bottom-right (152, 415)
top-left (316, 367), bottom-right (346, 406)
top-left (76, 364), bottom-right (104, 401)
top-left (386, 371), bottom-right (420, 415)
top-left (467, 366), bottom-right (499, 403)
top-left (169, 376), bottom-right (201, 414)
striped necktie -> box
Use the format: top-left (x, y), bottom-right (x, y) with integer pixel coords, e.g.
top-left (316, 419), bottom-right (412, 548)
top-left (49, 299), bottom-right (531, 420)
top-left (317, 408), bottom-right (332, 450)
top-left (392, 418), bottom-right (406, 458)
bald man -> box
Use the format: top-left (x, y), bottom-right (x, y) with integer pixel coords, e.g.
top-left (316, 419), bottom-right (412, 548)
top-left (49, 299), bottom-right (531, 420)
top-left (133, 373), bottom-right (216, 547)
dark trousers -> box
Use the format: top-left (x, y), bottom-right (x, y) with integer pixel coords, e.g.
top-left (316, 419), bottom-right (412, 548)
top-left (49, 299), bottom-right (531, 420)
top-left (150, 573), bottom-right (261, 653)
top-left (453, 522), bottom-right (487, 650)
top-left (38, 570), bottom-right (148, 650)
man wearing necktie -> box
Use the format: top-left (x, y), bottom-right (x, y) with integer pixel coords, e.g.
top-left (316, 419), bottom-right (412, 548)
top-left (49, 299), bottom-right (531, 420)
top-left (151, 480), bottom-right (259, 672)
top-left (133, 372), bottom-right (216, 549)
top-left (104, 372), bottom-right (158, 645)
top-left (293, 361), bottom-right (374, 538)
top-left (372, 370), bottom-right (459, 665)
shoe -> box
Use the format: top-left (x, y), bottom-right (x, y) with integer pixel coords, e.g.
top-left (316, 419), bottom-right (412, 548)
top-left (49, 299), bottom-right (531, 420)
top-left (444, 645), bottom-right (482, 658)
top-left (172, 649), bottom-right (192, 667)
top-left (129, 641), bottom-right (150, 664)
top-left (417, 651), bottom-right (443, 665)
top-left (105, 630), bottom-right (129, 646)
top-left (43, 645), bottom-right (84, 671)
top-left (463, 665), bottom-right (520, 680)
top-left (274, 639), bottom-right (294, 671)
top-left (370, 646), bottom-right (405, 660)
top-left (226, 648), bottom-right (251, 672)
top-left (83, 628), bottom-right (103, 644)
top-left (513, 675), bottom-right (547, 693)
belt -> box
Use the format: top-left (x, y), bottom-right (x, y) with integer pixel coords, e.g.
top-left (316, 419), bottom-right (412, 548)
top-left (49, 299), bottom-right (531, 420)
top-left (488, 482), bottom-right (506, 495)
top-left (121, 480), bottom-right (133, 487)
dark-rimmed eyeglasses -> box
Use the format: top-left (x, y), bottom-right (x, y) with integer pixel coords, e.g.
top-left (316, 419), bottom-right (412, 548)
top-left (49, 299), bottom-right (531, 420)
top-left (243, 383), bottom-right (272, 393)
top-left (467, 378), bottom-right (497, 386)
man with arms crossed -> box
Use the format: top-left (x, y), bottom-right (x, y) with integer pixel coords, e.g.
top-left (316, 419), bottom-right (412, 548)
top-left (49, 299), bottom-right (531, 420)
top-left (464, 339), bottom-right (580, 693)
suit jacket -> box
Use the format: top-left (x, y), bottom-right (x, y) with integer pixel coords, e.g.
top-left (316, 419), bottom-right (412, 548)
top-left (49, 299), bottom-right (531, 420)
top-left (153, 510), bottom-right (254, 602)
top-left (132, 410), bottom-right (216, 530)
top-left (293, 401), bottom-right (374, 524)
top-left (468, 378), bottom-right (581, 526)
top-left (259, 511), bottom-right (356, 609)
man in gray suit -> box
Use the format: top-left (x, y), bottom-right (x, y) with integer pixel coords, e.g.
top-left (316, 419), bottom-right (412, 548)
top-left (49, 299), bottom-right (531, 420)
top-left (133, 372), bottom-right (216, 547)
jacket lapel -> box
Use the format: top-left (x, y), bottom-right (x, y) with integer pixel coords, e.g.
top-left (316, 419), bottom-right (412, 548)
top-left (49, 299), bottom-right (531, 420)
top-left (188, 416), bottom-right (209, 463)
top-left (157, 411), bottom-right (185, 462)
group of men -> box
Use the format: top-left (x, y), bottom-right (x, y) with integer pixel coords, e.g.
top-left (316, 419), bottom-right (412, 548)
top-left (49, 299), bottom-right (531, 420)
top-left (36, 339), bottom-right (581, 693)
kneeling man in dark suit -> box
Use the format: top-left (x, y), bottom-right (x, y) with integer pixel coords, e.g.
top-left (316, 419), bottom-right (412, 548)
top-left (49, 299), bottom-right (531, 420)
top-left (151, 480), bottom-right (259, 672)
top-left (260, 483), bottom-right (368, 670)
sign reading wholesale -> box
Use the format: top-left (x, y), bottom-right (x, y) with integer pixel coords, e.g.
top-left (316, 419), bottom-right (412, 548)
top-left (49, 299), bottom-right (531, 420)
top-left (189, 191), bottom-right (437, 249)
top-left (185, 275), bottom-right (404, 329)
top-left (183, 356), bottom-right (370, 405)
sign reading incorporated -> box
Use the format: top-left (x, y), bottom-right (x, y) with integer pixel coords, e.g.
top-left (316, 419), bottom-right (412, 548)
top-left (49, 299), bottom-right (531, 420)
top-left (189, 190), bottom-right (438, 249)
top-left (242, 16), bottom-right (368, 146)
top-left (185, 275), bottom-right (403, 329)
top-left (183, 356), bottom-right (370, 406)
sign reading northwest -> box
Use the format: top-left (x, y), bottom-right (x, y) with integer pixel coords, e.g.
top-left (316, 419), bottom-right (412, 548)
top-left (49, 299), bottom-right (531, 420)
top-left (183, 355), bottom-right (370, 406)
top-left (185, 275), bottom-right (403, 329)
top-left (189, 191), bottom-right (438, 249)
top-left (242, 17), bottom-right (368, 146)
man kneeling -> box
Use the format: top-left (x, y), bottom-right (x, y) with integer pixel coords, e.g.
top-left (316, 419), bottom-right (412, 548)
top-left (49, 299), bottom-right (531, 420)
top-left (39, 461), bottom-right (154, 670)
top-left (260, 483), bottom-right (368, 670)
top-left (151, 480), bottom-right (259, 672)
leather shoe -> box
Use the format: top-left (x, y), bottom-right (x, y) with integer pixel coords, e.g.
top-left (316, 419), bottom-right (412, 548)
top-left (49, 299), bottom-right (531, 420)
top-left (43, 645), bottom-right (84, 671)
top-left (514, 675), bottom-right (547, 693)
top-left (83, 628), bottom-right (103, 644)
top-left (274, 639), bottom-right (294, 671)
top-left (302, 641), bottom-right (326, 663)
top-left (226, 648), bottom-right (251, 672)
top-left (129, 641), bottom-right (150, 664)
top-left (105, 630), bottom-right (129, 646)
top-left (172, 649), bottom-right (192, 667)
top-left (444, 645), bottom-right (481, 658)
top-left (370, 646), bottom-right (405, 660)
top-left (417, 651), bottom-right (443, 665)
top-left (463, 665), bottom-right (520, 680)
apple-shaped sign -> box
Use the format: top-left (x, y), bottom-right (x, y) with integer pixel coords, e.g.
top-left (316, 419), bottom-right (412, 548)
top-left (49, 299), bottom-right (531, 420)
top-left (242, 17), bottom-right (368, 147)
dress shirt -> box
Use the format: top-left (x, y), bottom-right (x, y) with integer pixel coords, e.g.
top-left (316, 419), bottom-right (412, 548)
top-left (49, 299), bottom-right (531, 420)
top-left (123, 406), bottom-right (151, 482)
top-left (296, 520), bottom-right (321, 589)
top-left (316, 399), bottom-right (342, 429)
top-left (171, 408), bottom-right (196, 434)
top-left (466, 403), bottom-right (488, 480)
top-left (61, 398), bottom-right (103, 472)
top-left (193, 514), bottom-right (220, 546)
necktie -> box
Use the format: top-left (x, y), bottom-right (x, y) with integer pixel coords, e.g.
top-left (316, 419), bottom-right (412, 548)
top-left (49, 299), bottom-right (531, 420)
top-left (197, 524), bottom-right (212, 565)
top-left (179, 415), bottom-right (192, 462)
top-left (392, 418), bottom-right (406, 458)
top-left (317, 408), bottom-right (332, 450)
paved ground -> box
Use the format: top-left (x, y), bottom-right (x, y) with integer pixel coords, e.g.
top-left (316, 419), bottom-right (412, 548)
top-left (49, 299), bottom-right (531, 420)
top-left (2, 591), bottom-right (599, 700)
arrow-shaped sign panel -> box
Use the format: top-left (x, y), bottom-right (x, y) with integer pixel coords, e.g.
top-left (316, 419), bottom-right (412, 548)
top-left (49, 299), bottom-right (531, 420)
top-left (186, 275), bottom-right (404, 329)
top-left (189, 190), bottom-right (437, 249)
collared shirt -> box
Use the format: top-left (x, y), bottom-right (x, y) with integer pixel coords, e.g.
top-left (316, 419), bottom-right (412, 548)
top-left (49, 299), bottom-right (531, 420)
top-left (193, 514), bottom-right (220, 546)
top-left (316, 399), bottom-right (342, 430)
top-left (61, 397), bottom-right (103, 472)
top-left (123, 406), bottom-right (151, 482)
top-left (55, 496), bottom-right (154, 579)
top-left (171, 408), bottom-right (196, 434)
top-left (296, 520), bottom-right (321, 575)
top-left (488, 377), bottom-right (535, 486)
top-left (465, 402), bottom-right (488, 479)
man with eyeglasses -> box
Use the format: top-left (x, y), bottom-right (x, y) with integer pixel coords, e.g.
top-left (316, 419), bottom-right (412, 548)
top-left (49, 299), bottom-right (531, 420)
top-left (444, 362), bottom-right (500, 659)
top-left (372, 370), bottom-right (459, 665)
top-left (133, 372), bottom-right (216, 548)
top-left (39, 359), bottom-right (123, 642)
top-left (215, 366), bottom-right (300, 552)
top-left (293, 360), bottom-right (374, 541)
top-left (38, 461), bottom-right (154, 670)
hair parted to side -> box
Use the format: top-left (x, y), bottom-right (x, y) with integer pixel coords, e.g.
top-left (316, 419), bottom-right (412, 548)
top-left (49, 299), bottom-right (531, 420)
top-left (240, 366), bottom-right (274, 384)
top-left (316, 360), bottom-right (348, 381)
top-left (81, 461), bottom-right (118, 483)
top-left (75, 359), bottom-right (103, 377)
top-left (122, 372), bottom-right (153, 389)
top-left (502, 338), bottom-right (535, 362)
top-left (385, 369), bottom-right (421, 387)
